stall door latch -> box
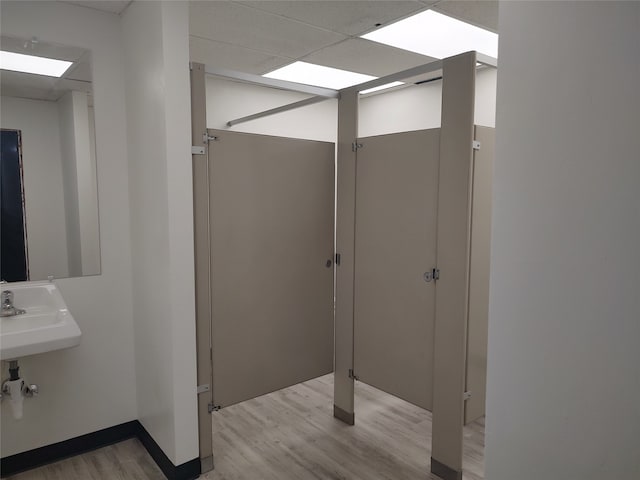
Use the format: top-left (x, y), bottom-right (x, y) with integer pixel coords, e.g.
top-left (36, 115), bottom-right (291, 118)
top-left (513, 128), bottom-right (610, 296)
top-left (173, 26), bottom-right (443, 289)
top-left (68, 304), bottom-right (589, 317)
top-left (423, 268), bottom-right (440, 283)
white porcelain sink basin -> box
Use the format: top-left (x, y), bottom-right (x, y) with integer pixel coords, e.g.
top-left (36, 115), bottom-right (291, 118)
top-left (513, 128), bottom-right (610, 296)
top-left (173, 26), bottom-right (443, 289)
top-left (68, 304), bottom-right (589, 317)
top-left (0, 281), bottom-right (81, 360)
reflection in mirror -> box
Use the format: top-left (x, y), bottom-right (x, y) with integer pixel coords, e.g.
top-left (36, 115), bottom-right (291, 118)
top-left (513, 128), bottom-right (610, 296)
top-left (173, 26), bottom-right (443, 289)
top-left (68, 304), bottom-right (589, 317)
top-left (0, 36), bottom-right (100, 281)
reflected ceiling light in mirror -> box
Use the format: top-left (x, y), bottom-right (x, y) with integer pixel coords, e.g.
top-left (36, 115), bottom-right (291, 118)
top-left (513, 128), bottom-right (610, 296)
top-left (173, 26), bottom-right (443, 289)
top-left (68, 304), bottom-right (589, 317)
top-left (360, 81), bottom-right (404, 95)
top-left (362, 10), bottom-right (498, 59)
top-left (0, 51), bottom-right (72, 78)
top-left (264, 62), bottom-right (375, 89)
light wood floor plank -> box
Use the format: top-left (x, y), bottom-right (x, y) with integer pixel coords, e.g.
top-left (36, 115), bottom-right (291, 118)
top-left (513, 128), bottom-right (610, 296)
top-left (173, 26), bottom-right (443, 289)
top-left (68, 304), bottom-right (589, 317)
top-left (203, 373), bottom-right (484, 480)
top-left (4, 438), bottom-right (164, 480)
top-left (5, 374), bottom-right (484, 480)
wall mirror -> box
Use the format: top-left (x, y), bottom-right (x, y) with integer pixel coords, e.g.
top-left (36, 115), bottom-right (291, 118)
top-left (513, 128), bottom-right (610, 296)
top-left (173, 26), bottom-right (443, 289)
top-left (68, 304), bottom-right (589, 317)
top-left (0, 35), bottom-right (101, 281)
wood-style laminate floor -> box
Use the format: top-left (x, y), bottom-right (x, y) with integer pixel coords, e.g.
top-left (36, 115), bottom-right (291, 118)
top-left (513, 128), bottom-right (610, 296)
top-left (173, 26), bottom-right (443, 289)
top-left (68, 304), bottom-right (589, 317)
top-left (6, 374), bottom-right (484, 480)
top-left (3, 437), bottom-right (164, 480)
top-left (203, 374), bottom-right (484, 480)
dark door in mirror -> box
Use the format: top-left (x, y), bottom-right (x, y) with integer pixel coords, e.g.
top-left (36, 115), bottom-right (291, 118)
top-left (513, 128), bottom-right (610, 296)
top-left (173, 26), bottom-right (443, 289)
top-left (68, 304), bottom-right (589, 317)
top-left (1, 129), bottom-right (29, 281)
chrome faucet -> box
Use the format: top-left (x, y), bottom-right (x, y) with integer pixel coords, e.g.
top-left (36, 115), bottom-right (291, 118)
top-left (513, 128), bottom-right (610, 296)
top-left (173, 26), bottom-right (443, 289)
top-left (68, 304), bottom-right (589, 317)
top-left (1, 291), bottom-right (26, 317)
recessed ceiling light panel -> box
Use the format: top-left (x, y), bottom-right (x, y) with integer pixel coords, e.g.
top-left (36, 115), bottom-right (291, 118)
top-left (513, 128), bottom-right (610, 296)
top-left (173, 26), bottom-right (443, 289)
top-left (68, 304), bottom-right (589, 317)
top-left (360, 81), bottom-right (404, 95)
top-left (0, 50), bottom-right (73, 77)
top-left (362, 10), bottom-right (498, 59)
top-left (264, 62), bottom-right (375, 90)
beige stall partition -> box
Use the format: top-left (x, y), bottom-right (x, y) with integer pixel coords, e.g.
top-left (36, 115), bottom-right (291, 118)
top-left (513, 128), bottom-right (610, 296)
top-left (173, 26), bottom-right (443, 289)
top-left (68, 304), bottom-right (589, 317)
top-left (431, 52), bottom-right (476, 480)
top-left (190, 62), bottom-right (213, 471)
top-left (464, 125), bottom-right (494, 424)
top-left (208, 130), bottom-right (335, 408)
top-left (353, 129), bottom-right (440, 410)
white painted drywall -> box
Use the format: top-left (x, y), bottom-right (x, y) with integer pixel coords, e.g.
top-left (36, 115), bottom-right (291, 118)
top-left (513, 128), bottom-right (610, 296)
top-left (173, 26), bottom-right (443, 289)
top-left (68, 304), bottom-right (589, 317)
top-left (486, 2), bottom-right (640, 479)
top-left (359, 81), bottom-right (442, 137)
top-left (57, 90), bottom-right (99, 277)
top-left (68, 91), bottom-right (100, 277)
top-left (474, 67), bottom-right (497, 128)
top-left (205, 76), bottom-right (338, 142)
top-left (122, 1), bottom-right (199, 466)
top-left (0, 1), bottom-right (137, 457)
top-left (358, 68), bottom-right (496, 138)
top-left (58, 91), bottom-right (82, 277)
top-left (205, 68), bottom-right (495, 142)
top-left (0, 96), bottom-right (69, 280)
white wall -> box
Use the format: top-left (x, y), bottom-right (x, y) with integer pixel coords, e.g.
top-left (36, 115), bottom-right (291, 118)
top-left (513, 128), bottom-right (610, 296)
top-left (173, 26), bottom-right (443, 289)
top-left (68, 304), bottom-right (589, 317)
top-left (359, 81), bottom-right (442, 137)
top-left (0, 96), bottom-right (69, 280)
top-left (359, 68), bottom-right (496, 137)
top-left (205, 68), bottom-right (495, 142)
top-left (0, 1), bottom-right (137, 457)
top-left (486, 2), bottom-right (640, 479)
top-left (474, 67), bottom-right (497, 128)
top-left (58, 91), bottom-right (82, 276)
top-left (205, 76), bottom-right (337, 142)
top-left (122, 1), bottom-right (199, 466)
top-left (66, 91), bottom-right (100, 277)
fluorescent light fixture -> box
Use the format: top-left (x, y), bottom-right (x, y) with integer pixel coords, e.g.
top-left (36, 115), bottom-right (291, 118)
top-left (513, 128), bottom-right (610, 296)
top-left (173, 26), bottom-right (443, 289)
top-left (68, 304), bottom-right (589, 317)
top-left (0, 50), bottom-right (72, 77)
top-left (264, 62), bottom-right (375, 90)
top-left (360, 81), bottom-right (404, 95)
top-left (362, 10), bottom-right (498, 59)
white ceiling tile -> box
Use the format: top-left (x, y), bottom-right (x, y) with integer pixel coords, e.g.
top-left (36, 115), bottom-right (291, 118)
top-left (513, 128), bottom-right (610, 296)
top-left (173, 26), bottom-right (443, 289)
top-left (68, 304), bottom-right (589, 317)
top-left (237, 0), bottom-right (429, 36)
top-left (189, 36), bottom-right (290, 74)
top-left (189, 1), bottom-right (347, 59)
top-left (66, 56), bottom-right (92, 82)
top-left (0, 70), bottom-right (90, 102)
top-left (62, 1), bottom-right (131, 15)
top-left (433, 0), bottom-right (499, 32)
top-left (0, 35), bottom-right (92, 101)
top-left (0, 35), bottom-right (86, 62)
top-left (302, 38), bottom-right (436, 77)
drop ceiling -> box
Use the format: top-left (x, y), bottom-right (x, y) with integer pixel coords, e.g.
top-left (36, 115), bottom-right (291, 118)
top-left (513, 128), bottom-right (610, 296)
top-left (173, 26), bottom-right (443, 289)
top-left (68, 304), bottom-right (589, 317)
top-left (188, 0), bottom-right (498, 77)
top-left (0, 35), bottom-right (92, 101)
top-left (6, 0), bottom-right (498, 94)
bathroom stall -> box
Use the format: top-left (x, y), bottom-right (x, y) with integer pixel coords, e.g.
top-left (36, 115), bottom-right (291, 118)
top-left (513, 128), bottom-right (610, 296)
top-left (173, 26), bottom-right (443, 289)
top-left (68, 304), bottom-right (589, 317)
top-left (206, 129), bottom-right (335, 408)
top-left (333, 52), bottom-right (495, 478)
top-left (352, 125), bottom-right (493, 423)
top-left (191, 51), bottom-right (495, 478)
top-left (191, 63), bottom-right (340, 421)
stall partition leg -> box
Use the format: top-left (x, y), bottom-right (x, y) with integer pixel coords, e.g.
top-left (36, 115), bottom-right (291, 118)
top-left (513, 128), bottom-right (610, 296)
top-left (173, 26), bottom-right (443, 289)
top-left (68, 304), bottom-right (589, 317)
top-left (334, 90), bottom-right (359, 425)
top-left (431, 51), bottom-right (477, 480)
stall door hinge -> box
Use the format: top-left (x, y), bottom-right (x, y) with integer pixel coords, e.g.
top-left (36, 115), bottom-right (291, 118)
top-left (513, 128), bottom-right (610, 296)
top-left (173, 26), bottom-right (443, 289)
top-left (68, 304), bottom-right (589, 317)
top-left (203, 133), bottom-right (218, 143)
top-left (472, 140), bottom-right (481, 151)
top-left (463, 391), bottom-right (472, 401)
top-left (208, 402), bottom-right (221, 413)
top-left (335, 253), bottom-right (341, 266)
top-left (348, 369), bottom-right (359, 381)
top-left (433, 268), bottom-right (440, 281)
top-left (352, 142), bottom-right (363, 152)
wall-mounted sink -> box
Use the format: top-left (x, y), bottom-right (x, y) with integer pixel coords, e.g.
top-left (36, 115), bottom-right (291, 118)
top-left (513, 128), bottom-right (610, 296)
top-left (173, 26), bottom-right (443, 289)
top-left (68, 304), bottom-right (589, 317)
top-left (0, 281), bottom-right (81, 360)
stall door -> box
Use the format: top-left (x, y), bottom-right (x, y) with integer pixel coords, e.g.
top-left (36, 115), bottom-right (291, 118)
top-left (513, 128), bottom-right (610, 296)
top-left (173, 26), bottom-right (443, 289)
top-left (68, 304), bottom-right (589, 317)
top-left (209, 130), bottom-right (335, 408)
top-left (354, 129), bottom-right (440, 410)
